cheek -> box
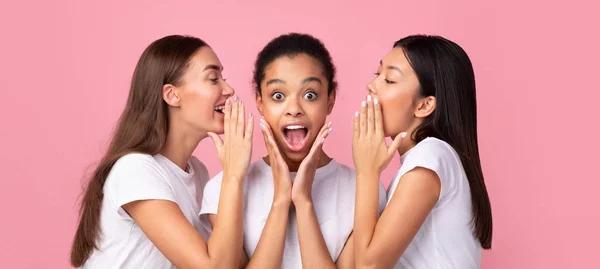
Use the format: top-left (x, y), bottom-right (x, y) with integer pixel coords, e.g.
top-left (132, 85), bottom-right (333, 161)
top-left (379, 89), bottom-right (413, 136)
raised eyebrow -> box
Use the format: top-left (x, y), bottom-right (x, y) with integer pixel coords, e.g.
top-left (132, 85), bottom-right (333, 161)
top-left (266, 78), bottom-right (286, 86)
top-left (301, 77), bottom-right (322, 85)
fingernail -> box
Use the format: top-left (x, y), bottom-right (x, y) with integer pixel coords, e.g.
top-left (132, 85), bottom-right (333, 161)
top-left (401, 132), bottom-right (407, 138)
top-left (328, 122), bottom-right (332, 127)
top-left (226, 98), bottom-right (230, 105)
top-left (321, 138), bottom-right (325, 144)
top-left (361, 101), bottom-right (366, 107)
top-left (328, 128), bottom-right (332, 134)
top-left (374, 98), bottom-right (378, 105)
top-left (367, 95), bottom-right (372, 102)
top-left (355, 111), bottom-right (359, 117)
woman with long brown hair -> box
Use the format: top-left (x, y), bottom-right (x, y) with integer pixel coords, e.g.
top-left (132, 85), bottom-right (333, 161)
top-left (70, 35), bottom-right (253, 269)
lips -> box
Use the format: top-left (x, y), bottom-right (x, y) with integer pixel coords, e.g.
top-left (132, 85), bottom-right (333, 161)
top-left (282, 124), bottom-right (309, 152)
top-left (214, 103), bottom-right (226, 114)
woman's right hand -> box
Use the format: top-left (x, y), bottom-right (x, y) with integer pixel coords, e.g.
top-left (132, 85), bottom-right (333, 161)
top-left (208, 96), bottom-right (254, 182)
top-left (259, 118), bottom-right (292, 204)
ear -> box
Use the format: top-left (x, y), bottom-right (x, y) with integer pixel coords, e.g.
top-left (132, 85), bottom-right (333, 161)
top-left (326, 90), bottom-right (336, 115)
top-left (163, 84), bottom-right (181, 107)
top-left (255, 92), bottom-right (265, 116)
top-left (414, 96), bottom-right (436, 118)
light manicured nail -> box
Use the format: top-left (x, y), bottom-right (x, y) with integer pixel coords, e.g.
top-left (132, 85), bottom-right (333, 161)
top-left (374, 98), bottom-right (378, 105)
top-left (328, 128), bottom-right (332, 134)
top-left (321, 138), bottom-right (325, 144)
top-left (355, 111), bottom-right (359, 117)
top-left (367, 95), bottom-right (372, 102)
top-left (361, 101), bottom-right (366, 107)
top-left (401, 132), bottom-right (407, 138)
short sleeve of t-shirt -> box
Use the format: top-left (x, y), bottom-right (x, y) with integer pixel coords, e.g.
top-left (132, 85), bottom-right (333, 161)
top-left (399, 138), bottom-right (456, 200)
top-left (104, 153), bottom-right (177, 217)
top-left (198, 171), bottom-right (224, 233)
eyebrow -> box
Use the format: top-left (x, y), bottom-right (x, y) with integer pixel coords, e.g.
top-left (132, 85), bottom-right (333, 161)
top-left (380, 60), bottom-right (403, 74)
top-left (265, 77), bottom-right (322, 86)
top-left (203, 64), bottom-right (223, 72)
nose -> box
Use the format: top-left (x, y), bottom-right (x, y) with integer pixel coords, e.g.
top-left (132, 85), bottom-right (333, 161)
top-left (366, 80), bottom-right (377, 95)
top-left (285, 97), bottom-right (305, 117)
top-left (222, 80), bottom-right (235, 97)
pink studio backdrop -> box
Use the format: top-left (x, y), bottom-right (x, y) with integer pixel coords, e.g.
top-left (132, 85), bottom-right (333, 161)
top-left (1, 0), bottom-right (598, 268)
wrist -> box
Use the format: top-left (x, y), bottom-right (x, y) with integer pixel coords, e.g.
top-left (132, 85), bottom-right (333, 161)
top-left (272, 197), bottom-right (292, 208)
top-left (356, 170), bottom-right (380, 180)
top-left (222, 172), bottom-right (245, 184)
top-left (292, 195), bottom-right (313, 207)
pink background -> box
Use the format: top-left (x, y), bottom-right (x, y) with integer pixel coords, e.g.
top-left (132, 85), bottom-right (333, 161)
top-left (1, 0), bottom-right (598, 268)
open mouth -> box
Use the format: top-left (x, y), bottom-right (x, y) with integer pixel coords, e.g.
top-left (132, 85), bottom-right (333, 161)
top-left (214, 104), bottom-right (225, 114)
top-left (282, 125), bottom-right (309, 152)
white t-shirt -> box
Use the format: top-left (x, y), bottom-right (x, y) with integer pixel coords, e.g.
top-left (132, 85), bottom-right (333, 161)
top-left (82, 153), bottom-right (211, 269)
top-left (387, 137), bottom-right (482, 269)
top-left (199, 158), bottom-right (387, 269)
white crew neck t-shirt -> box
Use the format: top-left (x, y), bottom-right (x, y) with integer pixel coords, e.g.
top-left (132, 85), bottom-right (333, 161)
top-left (387, 137), bottom-right (482, 269)
top-left (199, 158), bottom-right (387, 269)
top-left (82, 153), bottom-right (210, 269)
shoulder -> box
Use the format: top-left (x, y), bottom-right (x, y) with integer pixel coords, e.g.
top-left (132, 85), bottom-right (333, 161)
top-left (112, 153), bottom-right (158, 171)
top-left (410, 137), bottom-right (455, 157)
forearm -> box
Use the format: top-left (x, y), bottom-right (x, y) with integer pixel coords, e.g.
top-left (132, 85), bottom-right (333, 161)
top-left (207, 177), bottom-right (244, 268)
top-left (246, 199), bottom-right (291, 269)
top-left (353, 171), bottom-right (381, 266)
top-left (295, 199), bottom-right (337, 269)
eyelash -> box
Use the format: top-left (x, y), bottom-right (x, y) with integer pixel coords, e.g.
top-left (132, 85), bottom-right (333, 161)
top-left (210, 77), bottom-right (227, 84)
top-left (374, 72), bottom-right (395, 84)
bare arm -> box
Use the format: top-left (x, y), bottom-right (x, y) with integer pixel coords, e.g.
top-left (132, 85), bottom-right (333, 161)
top-left (294, 199), bottom-right (337, 268)
top-left (123, 184), bottom-right (242, 269)
top-left (335, 233), bottom-right (355, 269)
top-left (353, 168), bottom-right (440, 268)
top-left (210, 198), bottom-right (291, 269)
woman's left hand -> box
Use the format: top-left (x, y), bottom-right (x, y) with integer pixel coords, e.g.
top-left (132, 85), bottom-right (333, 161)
top-left (291, 122), bottom-right (332, 204)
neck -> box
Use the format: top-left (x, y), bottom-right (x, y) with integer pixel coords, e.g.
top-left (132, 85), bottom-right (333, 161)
top-left (160, 119), bottom-right (207, 170)
top-left (395, 124), bottom-right (419, 159)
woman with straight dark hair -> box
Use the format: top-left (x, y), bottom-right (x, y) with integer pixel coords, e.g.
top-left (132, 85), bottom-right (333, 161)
top-left (70, 35), bottom-right (253, 269)
top-left (352, 35), bottom-right (493, 268)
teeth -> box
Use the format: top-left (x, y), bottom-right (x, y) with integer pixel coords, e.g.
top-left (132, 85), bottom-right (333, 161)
top-left (285, 125), bottom-right (305, 130)
top-left (214, 105), bottom-right (225, 111)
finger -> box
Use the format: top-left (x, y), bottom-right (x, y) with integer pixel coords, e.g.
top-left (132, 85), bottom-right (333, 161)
top-left (388, 132), bottom-right (407, 156)
top-left (237, 100), bottom-right (245, 135)
top-left (353, 110), bottom-right (359, 142)
top-left (207, 132), bottom-right (223, 152)
top-left (359, 99), bottom-right (367, 138)
top-left (259, 119), bottom-right (272, 153)
top-left (245, 112), bottom-right (254, 142)
top-left (308, 122), bottom-right (331, 159)
top-left (230, 96), bottom-right (239, 136)
top-left (224, 98), bottom-right (232, 136)
top-left (367, 95), bottom-right (374, 136)
top-left (374, 97), bottom-right (384, 137)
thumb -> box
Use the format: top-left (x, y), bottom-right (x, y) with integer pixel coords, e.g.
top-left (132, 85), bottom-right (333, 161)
top-left (388, 132), bottom-right (407, 156)
top-left (207, 132), bottom-right (223, 151)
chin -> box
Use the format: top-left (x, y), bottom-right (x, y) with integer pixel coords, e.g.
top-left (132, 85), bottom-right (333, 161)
top-left (284, 150), bottom-right (309, 163)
